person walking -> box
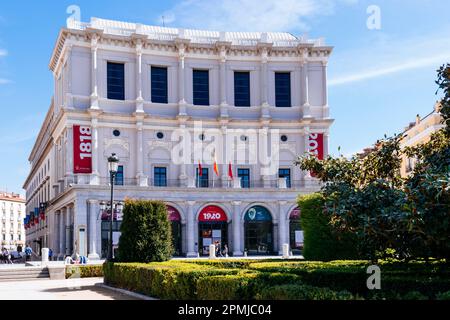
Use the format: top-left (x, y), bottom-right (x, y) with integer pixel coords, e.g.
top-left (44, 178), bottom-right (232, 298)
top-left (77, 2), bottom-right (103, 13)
top-left (3, 248), bottom-right (12, 264)
top-left (25, 244), bottom-right (32, 262)
top-left (48, 248), bottom-right (53, 261)
top-left (222, 244), bottom-right (229, 258)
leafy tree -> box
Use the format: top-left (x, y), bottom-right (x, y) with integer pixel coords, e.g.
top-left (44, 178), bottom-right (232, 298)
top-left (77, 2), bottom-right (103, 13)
top-left (296, 64), bottom-right (450, 262)
top-left (118, 199), bottom-right (173, 262)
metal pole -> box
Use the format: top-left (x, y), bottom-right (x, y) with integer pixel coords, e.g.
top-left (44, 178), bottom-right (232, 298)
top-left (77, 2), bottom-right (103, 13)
top-left (109, 172), bottom-right (115, 261)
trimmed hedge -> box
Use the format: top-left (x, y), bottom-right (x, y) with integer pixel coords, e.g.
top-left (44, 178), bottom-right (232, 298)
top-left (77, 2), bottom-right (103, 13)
top-left (65, 265), bottom-right (103, 279)
top-left (103, 259), bottom-right (450, 300)
top-left (118, 199), bottom-right (173, 263)
top-left (298, 193), bottom-right (359, 261)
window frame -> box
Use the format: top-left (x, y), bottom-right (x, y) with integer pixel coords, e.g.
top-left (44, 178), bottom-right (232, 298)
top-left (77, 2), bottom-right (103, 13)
top-left (234, 71), bottom-right (251, 107)
top-left (275, 72), bottom-right (291, 107)
top-left (193, 69), bottom-right (210, 106)
top-left (151, 66), bottom-right (168, 104)
top-left (107, 62), bottom-right (125, 101)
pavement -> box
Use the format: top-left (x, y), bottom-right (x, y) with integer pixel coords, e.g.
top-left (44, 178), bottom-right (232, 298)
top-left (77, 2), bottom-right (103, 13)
top-left (0, 277), bottom-right (139, 300)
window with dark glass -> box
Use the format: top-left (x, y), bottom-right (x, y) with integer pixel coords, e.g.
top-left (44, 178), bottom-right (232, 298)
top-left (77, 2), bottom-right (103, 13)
top-left (234, 71), bottom-right (250, 107)
top-left (238, 168), bottom-right (250, 188)
top-left (279, 168), bottom-right (291, 188)
top-left (154, 167), bottom-right (167, 187)
top-left (196, 168), bottom-right (209, 188)
top-left (107, 62), bottom-right (125, 100)
top-left (275, 72), bottom-right (291, 107)
top-left (151, 66), bottom-right (168, 103)
top-left (115, 165), bottom-right (124, 186)
top-left (193, 70), bottom-right (209, 106)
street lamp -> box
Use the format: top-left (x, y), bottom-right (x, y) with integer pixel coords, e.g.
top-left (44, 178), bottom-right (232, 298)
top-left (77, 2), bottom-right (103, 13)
top-left (106, 153), bottom-right (119, 261)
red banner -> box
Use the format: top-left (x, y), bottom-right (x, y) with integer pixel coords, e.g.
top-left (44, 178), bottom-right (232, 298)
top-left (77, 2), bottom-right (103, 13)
top-left (199, 205), bottom-right (227, 222)
top-left (167, 206), bottom-right (181, 222)
top-left (309, 133), bottom-right (324, 160)
top-left (73, 125), bottom-right (92, 174)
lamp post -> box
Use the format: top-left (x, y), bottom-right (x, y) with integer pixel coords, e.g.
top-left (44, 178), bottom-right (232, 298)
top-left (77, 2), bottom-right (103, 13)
top-left (105, 153), bottom-right (119, 261)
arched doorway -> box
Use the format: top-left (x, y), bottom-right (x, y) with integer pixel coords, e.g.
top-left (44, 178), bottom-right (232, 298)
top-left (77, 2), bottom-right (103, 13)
top-left (289, 207), bottom-right (303, 255)
top-left (198, 205), bottom-right (228, 256)
top-left (167, 206), bottom-right (182, 256)
top-left (244, 206), bottom-right (273, 255)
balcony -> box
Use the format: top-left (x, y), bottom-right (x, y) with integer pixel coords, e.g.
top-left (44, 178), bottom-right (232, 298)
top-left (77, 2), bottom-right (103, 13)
top-left (63, 175), bottom-right (321, 191)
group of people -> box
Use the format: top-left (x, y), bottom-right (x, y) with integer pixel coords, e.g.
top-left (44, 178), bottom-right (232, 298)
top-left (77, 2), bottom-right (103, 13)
top-left (0, 244), bottom-right (33, 264)
top-left (214, 241), bottom-right (229, 258)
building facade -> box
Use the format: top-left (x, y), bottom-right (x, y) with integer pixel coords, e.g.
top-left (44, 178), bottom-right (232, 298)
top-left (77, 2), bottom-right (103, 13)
top-left (400, 103), bottom-right (444, 177)
top-left (24, 17), bottom-right (333, 259)
top-left (0, 192), bottom-right (25, 251)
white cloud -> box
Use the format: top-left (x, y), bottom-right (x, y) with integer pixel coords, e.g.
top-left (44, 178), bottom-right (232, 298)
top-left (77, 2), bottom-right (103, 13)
top-left (0, 78), bottom-right (11, 85)
top-left (0, 49), bottom-right (7, 57)
top-left (160, 0), bottom-right (358, 32)
top-left (329, 31), bottom-right (450, 87)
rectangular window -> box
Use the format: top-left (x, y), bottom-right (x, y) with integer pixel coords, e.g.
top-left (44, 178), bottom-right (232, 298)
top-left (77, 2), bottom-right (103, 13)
top-left (151, 66), bottom-right (168, 103)
top-left (234, 71), bottom-right (250, 107)
top-left (193, 70), bottom-right (209, 106)
top-left (115, 165), bottom-right (124, 186)
top-left (279, 168), bottom-right (291, 188)
top-left (196, 168), bottom-right (209, 188)
top-left (107, 62), bottom-right (125, 100)
top-left (275, 72), bottom-right (291, 107)
top-left (238, 168), bottom-right (250, 188)
top-left (154, 167), bottom-right (167, 187)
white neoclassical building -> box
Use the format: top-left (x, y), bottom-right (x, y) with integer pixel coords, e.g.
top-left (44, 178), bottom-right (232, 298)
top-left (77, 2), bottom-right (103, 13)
top-left (0, 192), bottom-right (26, 251)
top-left (23, 17), bottom-right (333, 259)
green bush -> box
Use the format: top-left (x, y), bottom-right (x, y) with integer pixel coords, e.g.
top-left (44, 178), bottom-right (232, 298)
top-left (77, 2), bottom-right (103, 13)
top-left (65, 265), bottom-right (103, 278)
top-left (118, 199), bottom-right (173, 262)
top-left (257, 284), bottom-right (355, 300)
top-left (197, 273), bottom-right (257, 300)
top-left (298, 193), bottom-right (359, 261)
top-left (436, 291), bottom-right (450, 300)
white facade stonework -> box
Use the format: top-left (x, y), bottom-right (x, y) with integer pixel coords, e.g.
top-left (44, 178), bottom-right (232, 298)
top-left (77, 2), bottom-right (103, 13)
top-left (24, 17), bottom-right (333, 258)
top-left (0, 192), bottom-right (26, 250)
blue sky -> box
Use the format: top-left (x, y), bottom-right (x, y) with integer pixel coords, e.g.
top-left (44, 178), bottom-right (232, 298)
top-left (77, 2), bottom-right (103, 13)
top-left (0, 0), bottom-right (449, 195)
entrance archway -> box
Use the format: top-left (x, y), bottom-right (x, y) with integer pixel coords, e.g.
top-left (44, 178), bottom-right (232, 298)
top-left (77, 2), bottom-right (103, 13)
top-left (167, 206), bottom-right (182, 256)
top-left (198, 205), bottom-right (228, 256)
top-left (244, 206), bottom-right (273, 255)
top-left (289, 207), bottom-right (303, 255)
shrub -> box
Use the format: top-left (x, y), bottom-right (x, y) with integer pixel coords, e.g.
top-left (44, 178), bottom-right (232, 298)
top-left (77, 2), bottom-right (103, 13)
top-left (256, 284), bottom-right (355, 300)
top-left (117, 199), bottom-right (173, 262)
top-left (197, 273), bottom-right (257, 300)
top-left (298, 193), bottom-right (359, 261)
top-left (65, 265), bottom-right (103, 278)
top-left (436, 291), bottom-right (450, 300)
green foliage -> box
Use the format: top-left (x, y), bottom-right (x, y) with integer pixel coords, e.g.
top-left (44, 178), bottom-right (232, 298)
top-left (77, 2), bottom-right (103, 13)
top-left (103, 259), bottom-right (450, 300)
top-left (117, 199), bottom-right (173, 263)
top-left (65, 265), bottom-right (104, 278)
top-left (298, 193), bottom-right (359, 261)
top-left (256, 284), bottom-right (355, 300)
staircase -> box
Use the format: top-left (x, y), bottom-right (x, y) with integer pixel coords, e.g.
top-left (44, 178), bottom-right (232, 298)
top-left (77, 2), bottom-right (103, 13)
top-left (0, 267), bottom-right (50, 282)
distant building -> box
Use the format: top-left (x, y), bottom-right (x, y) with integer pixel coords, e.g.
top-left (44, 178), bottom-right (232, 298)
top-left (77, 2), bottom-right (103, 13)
top-left (0, 191), bottom-right (25, 251)
top-left (400, 103), bottom-right (444, 177)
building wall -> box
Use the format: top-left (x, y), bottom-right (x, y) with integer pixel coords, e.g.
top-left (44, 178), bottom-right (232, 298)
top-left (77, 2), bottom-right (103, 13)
top-left (24, 18), bottom-right (333, 258)
top-left (0, 193), bottom-right (26, 250)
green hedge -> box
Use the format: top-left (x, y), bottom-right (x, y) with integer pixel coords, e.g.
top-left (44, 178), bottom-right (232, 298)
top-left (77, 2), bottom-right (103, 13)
top-left (65, 265), bottom-right (104, 279)
top-left (103, 260), bottom-right (450, 300)
top-left (298, 193), bottom-right (359, 261)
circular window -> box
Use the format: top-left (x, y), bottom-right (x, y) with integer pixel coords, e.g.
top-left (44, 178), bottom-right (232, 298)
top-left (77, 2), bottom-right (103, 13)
top-left (281, 135), bottom-right (288, 142)
top-left (113, 130), bottom-right (121, 137)
top-left (240, 135), bottom-right (248, 142)
top-left (156, 132), bottom-right (164, 139)
top-left (199, 133), bottom-right (206, 141)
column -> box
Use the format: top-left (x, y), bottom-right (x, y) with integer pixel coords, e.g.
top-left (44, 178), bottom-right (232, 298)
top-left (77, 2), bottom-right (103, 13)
top-left (303, 127), bottom-right (312, 185)
top-left (65, 126), bottom-right (73, 177)
top-left (64, 44), bottom-right (73, 108)
top-left (58, 209), bottom-right (65, 258)
top-left (219, 45), bottom-right (229, 118)
top-left (301, 59), bottom-right (311, 118)
top-left (65, 207), bottom-right (71, 256)
top-left (135, 39), bottom-right (144, 113)
top-left (186, 201), bottom-right (196, 257)
top-left (322, 60), bottom-right (329, 118)
top-left (260, 47), bottom-right (269, 107)
top-left (136, 119), bottom-right (147, 186)
top-left (278, 201), bottom-right (287, 255)
top-left (177, 41), bottom-right (188, 116)
top-left (90, 117), bottom-right (99, 185)
top-left (88, 200), bottom-right (100, 259)
top-left (232, 201), bottom-right (242, 256)
top-left (221, 125), bottom-right (229, 187)
top-left (90, 33), bottom-right (99, 109)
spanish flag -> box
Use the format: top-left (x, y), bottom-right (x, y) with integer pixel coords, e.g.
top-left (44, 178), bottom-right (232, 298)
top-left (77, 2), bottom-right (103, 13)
top-left (213, 151), bottom-right (219, 176)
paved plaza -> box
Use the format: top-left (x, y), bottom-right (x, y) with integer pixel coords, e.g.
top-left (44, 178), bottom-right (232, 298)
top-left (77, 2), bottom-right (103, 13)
top-left (0, 277), bottom-right (139, 300)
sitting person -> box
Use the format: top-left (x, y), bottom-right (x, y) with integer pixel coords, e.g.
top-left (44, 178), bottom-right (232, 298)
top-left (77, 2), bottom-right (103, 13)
top-left (64, 255), bottom-right (74, 265)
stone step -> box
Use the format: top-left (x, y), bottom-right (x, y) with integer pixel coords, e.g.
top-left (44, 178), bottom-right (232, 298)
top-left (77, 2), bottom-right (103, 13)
top-left (0, 267), bottom-right (50, 281)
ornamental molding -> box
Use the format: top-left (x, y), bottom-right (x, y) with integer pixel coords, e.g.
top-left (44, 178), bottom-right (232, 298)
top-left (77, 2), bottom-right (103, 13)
top-left (280, 141), bottom-right (297, 151)
top-left (147, 140), bottom-right (173, 151)
top-left (104, 138), bottom-right (130, 152)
